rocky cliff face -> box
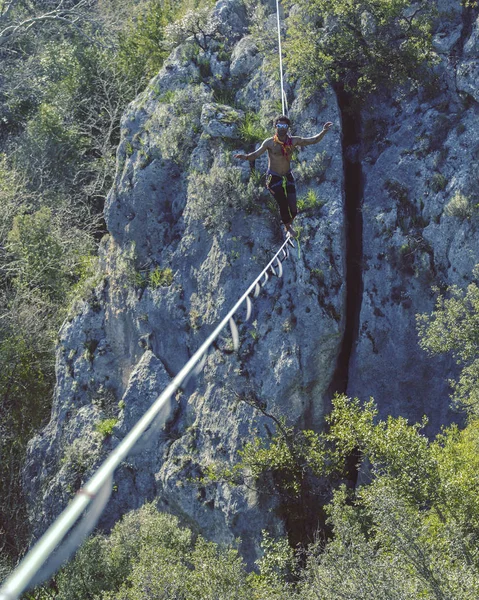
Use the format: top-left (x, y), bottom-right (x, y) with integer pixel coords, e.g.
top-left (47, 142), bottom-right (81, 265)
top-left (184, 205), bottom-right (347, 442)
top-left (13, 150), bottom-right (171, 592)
top-left (24, 0), bottom-right (478, 563)
top-left (24, 0), bottom-right (345, 562)
top-left (347, 1), bottom-right (479, 431)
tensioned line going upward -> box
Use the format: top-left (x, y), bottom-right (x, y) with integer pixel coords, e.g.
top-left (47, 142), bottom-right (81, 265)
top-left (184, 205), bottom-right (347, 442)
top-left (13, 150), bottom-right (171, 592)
top-left (276, 0), bottom-right (288, 116)
top-left (0, 234), bottom-right (296, 600)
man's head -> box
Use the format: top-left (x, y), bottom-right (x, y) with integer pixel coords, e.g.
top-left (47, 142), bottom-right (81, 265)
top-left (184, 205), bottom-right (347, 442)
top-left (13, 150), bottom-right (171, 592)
top-left (274, 115), bottom-right (291, 139)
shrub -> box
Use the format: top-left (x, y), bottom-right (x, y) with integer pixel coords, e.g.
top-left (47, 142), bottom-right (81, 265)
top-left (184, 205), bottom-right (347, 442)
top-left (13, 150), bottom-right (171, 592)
top-left (444, 191), bottom-right (474, 220)
top-left (15, 103), bottom-right (84, 189)
top-left (40, 503), bottom-right (256, 600)
top-left (187, 162), bottom-right (247, 230)
top-left (59, 432), bottom-right (104, 497)
top-left (95, 418), bottom-right (118, 438)
top-left (295, 151), bottom-right (329, 183)
top-left (117, 0), bottom-right (173, 84)
top-left (285, 0), bottom-right (438, 102)
top-left (0, 332), bottom-right (55, 554)
top-left (149, 266), bottom-right (174, 288)
top-left (297, 189), bottom-right (324, 212)
top-left (384, 179), bottom-right (409, 205)
top-left (148, 86), bottom-right (210, 164)
top-left (430, 173), bottom-right (447, 193)
top-left (164, 6), bottom-right (225, 53)
top-left (7, 207), bottom-right (67, 301)
top-left (417, 274), bottom-right (479, 413)
top-left (239, 112), bottom-right (270, 145)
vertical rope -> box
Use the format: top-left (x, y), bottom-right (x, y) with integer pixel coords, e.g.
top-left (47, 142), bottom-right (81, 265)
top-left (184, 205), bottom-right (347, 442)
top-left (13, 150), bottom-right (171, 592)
top-left (275, 0), bottom-right (287, 116)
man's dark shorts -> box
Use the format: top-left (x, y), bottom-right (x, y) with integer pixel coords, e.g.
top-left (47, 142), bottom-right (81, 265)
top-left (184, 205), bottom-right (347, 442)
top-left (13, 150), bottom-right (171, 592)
top-left (266, 169), bottom-right (297, 225)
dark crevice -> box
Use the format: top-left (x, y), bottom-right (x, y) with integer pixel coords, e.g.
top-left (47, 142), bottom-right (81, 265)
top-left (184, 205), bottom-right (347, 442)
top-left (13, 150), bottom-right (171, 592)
top-left (458, 4), bottom-right (479, 54)
top-left (327, 87), bottom-right (364, 401)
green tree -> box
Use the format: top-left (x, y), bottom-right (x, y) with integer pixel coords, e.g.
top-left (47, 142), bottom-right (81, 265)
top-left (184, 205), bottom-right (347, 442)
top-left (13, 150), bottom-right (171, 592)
top-left (417, 271), bottom-right (479, 414)
top-left (36, 503), bottom-right (258, 600)
top-left (298, 398), bottom-right (479, 599)
top-left (0, 333), bottom-right (54, 557)
top-left (284, 0), bottom-right (438, 101)
top-left (326, 395), bottom-right (437, 506)
top-left (8, 207), bottom-right (71, 301)
top-left (117, 0), bottom-right (174, 83)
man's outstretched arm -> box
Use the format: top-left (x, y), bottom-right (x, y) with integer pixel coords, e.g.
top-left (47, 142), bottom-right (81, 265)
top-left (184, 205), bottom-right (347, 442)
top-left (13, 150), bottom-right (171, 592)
top-left (235, 138), bottom-right (271, 161)
top-left (293, 122), bottom-right (333, 147)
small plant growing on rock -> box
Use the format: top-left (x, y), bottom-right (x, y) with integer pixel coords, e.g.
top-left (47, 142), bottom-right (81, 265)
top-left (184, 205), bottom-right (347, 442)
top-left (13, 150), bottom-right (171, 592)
top-left (149, 266), bottom-right (173, 288)
top-left (297, 189), bottom-right (324, 212)
top-left (95, 418), bottom-right (118, 438)
top-left (385, 179), bottom-right (409, 205)
top-left (311, 268), bottom-right (325, 284)
top-left (239, 112), bottom-right (269, 145)
top-left (444, 191), bottom-right (475, 220)
top-left (61, 433), bottom-right (103, 493)
top-left (189, 307), bottom-right (202, 330)
top-left (148, 86), bottom-right (209, 165)
top-left (187, 162), bottom-right (247, 231)
top-left (430, 173), bottom-right (447, 193)
top-left (295, 152), bottom-right (329, 183)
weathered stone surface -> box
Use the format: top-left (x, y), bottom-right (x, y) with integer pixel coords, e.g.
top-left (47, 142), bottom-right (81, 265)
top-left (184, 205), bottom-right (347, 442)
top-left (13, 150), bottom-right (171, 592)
top-left (213, 0), bottom-right (248, 37)
top-left (230, 36), bottom-right (262, 78)
top-left (433, 26), bottom-right (462, 53)
top-left (23, 0), bottom-right (479, 568)
top-left (457, 59), bottom-right (479, 103)
top-left (200, 103), bottom-right (244, 138)
top-left (464, 15), bottom-right (479, 56)
top-left (347, 78), bottom-right (479, 433)
top-left (24, 0), bottom-right (345, 565)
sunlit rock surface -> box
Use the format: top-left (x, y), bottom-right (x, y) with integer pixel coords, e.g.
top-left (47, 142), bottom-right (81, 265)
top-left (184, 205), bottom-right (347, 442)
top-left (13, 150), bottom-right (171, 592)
top-left (24, 0), bottom-right (479, 564)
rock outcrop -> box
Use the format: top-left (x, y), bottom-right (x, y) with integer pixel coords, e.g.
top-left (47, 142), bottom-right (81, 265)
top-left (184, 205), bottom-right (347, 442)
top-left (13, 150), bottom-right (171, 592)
top-left (24, 0), bottom-right (344, 563)
top-left (23, 0), bottom-right (479, 564)
top-left (348, 1), bottom-right (479, 432)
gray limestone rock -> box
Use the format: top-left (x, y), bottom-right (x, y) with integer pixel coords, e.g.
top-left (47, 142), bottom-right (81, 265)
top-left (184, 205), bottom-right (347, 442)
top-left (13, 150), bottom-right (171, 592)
top-left (457, 59), bottom-right (479, 103)
top-left (24, 8), bottom-right (345, 564)
top-left (213, 0), bottom-right (248, 38)
top-left (464, 16), bottom-right (479, 56)
top-left (200, 103), bottom-right (245, 138)
top-left (230, 37), bottom-right (262, 78)
top-left (433, 26), bottom-right (462, 53)
top-left (347, 85), bottom-right (479, 433)
top-left (22, 0), bottom-right (479, 571)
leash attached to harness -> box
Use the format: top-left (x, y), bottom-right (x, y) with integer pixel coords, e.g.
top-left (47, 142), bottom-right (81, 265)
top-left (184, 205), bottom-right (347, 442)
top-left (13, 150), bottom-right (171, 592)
top-left (267, 170), bottom-right (293, 198)
top-left (275, 0), bottom-right (287, 116)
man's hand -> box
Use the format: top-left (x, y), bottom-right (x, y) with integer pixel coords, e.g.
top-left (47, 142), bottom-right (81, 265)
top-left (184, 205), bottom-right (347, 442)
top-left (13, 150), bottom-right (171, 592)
top-left (323, 122), bottom-right (333, 132)
top-left (234, 153), bottom-right (248, 160)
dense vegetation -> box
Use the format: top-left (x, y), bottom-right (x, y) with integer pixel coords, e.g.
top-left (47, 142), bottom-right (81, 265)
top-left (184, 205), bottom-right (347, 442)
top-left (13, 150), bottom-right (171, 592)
top-left (284, 0), bottom-right (438, 101)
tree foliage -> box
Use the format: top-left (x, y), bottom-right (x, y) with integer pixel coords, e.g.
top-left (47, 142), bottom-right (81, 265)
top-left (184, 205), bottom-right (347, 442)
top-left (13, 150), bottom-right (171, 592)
top-left (29, 395), bottom-right (479, 599)
top-left (284, 0), bottom-right (438, 101)
top-left (35, 503), bottom-right (255, 600)
top-left (417, 270), bottom-right (479, 414)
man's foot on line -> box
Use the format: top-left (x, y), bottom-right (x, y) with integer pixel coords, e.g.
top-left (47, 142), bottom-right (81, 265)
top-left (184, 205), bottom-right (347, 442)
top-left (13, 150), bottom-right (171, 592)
top-left (285, 223), bottom-right (297, 238)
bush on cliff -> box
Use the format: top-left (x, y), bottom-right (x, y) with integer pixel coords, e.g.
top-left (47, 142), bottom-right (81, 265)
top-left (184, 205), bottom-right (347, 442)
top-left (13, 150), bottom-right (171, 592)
top-left (284, 0), bottom-right (438, 101)
top-left (417, 270), bottom-right (479, 414)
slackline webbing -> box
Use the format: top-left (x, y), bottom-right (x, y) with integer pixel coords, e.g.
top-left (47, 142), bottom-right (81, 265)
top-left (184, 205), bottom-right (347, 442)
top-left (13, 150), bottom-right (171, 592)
top-left (0, 234), bottom-right (296, 600)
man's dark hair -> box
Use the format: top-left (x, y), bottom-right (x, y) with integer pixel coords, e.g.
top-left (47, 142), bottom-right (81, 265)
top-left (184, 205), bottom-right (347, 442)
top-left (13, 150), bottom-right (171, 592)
top-left (274, 115), bottom-right (291, 127)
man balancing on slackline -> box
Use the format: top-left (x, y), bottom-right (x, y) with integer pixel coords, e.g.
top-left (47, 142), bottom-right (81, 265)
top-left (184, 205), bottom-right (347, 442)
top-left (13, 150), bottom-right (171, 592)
top-left (235, 116), bottom-right (333, 237)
